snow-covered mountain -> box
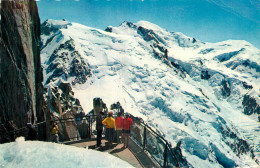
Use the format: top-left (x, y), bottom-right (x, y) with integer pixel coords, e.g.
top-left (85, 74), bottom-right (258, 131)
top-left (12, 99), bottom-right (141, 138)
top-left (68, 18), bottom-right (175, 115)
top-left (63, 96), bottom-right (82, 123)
top-left (40, 19), bottom-right (260, 168)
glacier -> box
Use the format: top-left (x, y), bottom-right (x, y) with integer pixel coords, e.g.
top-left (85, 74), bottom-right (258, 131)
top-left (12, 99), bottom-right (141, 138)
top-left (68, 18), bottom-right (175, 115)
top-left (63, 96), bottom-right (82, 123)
top-left (40, 19), bottom-right (260, 168)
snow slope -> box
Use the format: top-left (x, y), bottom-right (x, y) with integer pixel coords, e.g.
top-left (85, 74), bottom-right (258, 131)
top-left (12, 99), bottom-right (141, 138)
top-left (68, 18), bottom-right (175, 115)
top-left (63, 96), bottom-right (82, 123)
top-left (41, 19), bottom-right (260, 168)
top-left (0, 137), bottom-right (133, 168)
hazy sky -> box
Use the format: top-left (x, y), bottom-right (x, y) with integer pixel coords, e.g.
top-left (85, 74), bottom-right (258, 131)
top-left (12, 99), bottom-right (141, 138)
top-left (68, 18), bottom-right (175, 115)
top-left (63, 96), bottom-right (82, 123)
top-left (37, 0), bottom-right (260, 49)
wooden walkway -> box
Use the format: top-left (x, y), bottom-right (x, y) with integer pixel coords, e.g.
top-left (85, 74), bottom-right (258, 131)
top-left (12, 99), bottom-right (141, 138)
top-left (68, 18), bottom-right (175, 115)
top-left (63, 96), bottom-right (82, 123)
top-left (64, 138), bottom-right (143, 168)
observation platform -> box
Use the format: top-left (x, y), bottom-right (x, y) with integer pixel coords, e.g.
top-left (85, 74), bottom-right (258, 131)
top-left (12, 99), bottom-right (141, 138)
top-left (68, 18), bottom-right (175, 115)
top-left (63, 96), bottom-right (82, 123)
top-left (1, 114), bottom-right (177, 167)
top-left (63, 137), bottom-right (159, 168)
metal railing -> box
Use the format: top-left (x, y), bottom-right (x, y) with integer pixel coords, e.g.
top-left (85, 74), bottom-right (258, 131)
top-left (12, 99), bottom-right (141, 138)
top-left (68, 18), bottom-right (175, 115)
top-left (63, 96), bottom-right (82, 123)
top-left (0, 115), bottom-right (94, 143)
top-left (130, 116), bottom-right (180, 167)
top-left (53, 116), bottom-right (91, 142)
top-left (0, 121), bottom-right (47, 143)
top-left (0, 114), bottom-right (181, 167)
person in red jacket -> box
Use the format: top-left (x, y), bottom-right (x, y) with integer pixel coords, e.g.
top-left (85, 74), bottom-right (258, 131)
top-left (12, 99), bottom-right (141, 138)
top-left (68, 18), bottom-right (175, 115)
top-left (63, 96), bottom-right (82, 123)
top-left (122, 113), bottom-right (133, 148)
top-left (115, 113), bottom-right (124, 143)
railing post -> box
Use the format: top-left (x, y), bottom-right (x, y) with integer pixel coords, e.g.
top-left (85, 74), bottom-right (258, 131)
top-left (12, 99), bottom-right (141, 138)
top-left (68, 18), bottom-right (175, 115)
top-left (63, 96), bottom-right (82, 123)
top-left (163, 142), bottom-right (168, 168)
top-left (90, 116), bottom-right (92, 137)
top-left (13, 130), bottom-right (16, 141)
top-left (88, 116), bottom-right (91, 138)
top-left (143, 124), bottom-right (147, 150)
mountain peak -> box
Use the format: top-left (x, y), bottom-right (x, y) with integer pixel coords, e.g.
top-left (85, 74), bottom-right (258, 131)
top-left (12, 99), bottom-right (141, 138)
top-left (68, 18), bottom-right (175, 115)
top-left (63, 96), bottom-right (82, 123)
top-left (119, 20), bottom-right (166, 33)
top-left (135, 20), bottom-right (166, 32)
top-left (43, 19), bottom-right (71, 27)
top-left (41, 19), bottom-right (71, 36)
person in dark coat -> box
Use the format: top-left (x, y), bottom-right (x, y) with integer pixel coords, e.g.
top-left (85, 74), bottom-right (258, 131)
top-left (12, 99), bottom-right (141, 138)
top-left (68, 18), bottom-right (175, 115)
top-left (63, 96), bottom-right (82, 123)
top-left (26, 123), bottom-right (37, 140)
top-left (96, 111), bottom-right (104, 147)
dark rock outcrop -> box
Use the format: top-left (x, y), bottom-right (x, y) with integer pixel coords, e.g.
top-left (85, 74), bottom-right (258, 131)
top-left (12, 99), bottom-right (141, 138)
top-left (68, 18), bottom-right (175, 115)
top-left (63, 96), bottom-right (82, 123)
top-left (45, 39), bottom-right (91, 85)
top-left (221, 80), bottom-right (231, 98)
top-left (46, 82), bottom-right (87, 141)
top-left (0, 0), bottom-right (45, 135)
top-left (242, 60), bottom-right (260, 72)
top-left (105, 26), bottom-right (112, 33)
top-left (220, 123), bottom-right (254, 158)
top-left (47, 82), bottom-right (83, 116)
top-left (199, 48), bottom-right (214, 54)
top-left (41, 19), bottom-right (59, 36)
top-left (215, 48), bottom-right (244, 62)
top-left (242, 95), bottom-right (260, 121)
top-left (138, 26), bottom-right (162, 43)
top-left (201, 70), bottom-right (211, 80)
top-left (40, 19), bottom-right (71, 36)
top-left (242, 82), bottom-right (253, 90)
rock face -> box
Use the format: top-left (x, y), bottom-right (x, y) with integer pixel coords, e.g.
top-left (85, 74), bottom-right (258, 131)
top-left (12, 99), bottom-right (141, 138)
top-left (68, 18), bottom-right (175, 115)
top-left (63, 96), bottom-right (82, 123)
top-left (47, 82), bottom-right (83, 116)
top-left (40, 20), bottom-right (91, 141)
top-left (46, 82), bottom-right (87, 141)
top-left (40, 19), bottom-right (92, 86)
top-left (0, 0), bottom-right (45, 132)
top-left (40, 19), bottom-right (91, 140)
top-left (45, 39), bottom-right (91, 86)
top-left (242, 95), bottom-right (260, 121)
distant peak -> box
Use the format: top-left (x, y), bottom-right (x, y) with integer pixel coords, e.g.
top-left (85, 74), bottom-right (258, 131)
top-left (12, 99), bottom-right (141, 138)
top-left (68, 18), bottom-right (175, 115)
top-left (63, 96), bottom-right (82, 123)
top-left (105, 26), bottom-right (113, 33)
top-left (119, 21), bottom-right (136, 28)
top-left (41, 19), bottom-right (72, 36)
top-left (118, 20), bottom-right (166, 33)
top-left (42, 19), bottom-right (71, 28)
top-left (135, 21), bottom-right (166, 32)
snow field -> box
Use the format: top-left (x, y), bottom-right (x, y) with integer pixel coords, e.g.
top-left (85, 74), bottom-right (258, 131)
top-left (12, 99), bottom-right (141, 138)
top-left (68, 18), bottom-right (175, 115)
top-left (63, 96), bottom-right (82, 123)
top-left (0, 137), bottom-right (133, 168)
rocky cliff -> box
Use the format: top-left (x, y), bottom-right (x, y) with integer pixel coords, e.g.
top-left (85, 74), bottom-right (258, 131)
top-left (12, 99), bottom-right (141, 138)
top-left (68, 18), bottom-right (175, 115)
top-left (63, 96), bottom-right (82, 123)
top-left (0, 0), bottom-right (45, 133)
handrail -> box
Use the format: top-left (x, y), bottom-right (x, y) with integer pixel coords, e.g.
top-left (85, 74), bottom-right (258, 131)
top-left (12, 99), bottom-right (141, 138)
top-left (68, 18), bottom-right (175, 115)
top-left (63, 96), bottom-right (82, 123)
top-left (131, 116), bottom-right (168, 143)
top-left (1, 120), bottom-right (47, 135)
top-left (167, 143), bottom-right (181, 167)
top-left (1, 113), bottom-right (180, 167)
top-left (130, 115), bottom-right (179, 167)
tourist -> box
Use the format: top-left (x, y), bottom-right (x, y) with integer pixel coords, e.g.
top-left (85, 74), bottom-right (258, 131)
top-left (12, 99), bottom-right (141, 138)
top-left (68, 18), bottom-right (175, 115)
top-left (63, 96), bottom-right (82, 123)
top-left (96, 111), bottom-right (104, 147)
top-left (122, 113), bottom-right (133, 148)
top-left (50, 121), bottom-right (59, 143)
top-left (115, 113), bottom-right (124, 143)
top-left (102, 111), bottom-right (115, 145)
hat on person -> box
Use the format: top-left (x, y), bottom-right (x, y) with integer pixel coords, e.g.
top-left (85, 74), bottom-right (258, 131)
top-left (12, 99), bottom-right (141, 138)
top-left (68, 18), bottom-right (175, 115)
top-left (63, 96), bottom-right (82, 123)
top-left (108, 111), bottom-right (113, 116)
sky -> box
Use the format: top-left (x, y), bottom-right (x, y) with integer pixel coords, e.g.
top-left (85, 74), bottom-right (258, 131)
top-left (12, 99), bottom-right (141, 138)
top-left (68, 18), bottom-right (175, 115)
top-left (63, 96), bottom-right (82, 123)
top-left (37, 0), bottom-right (260, 49)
